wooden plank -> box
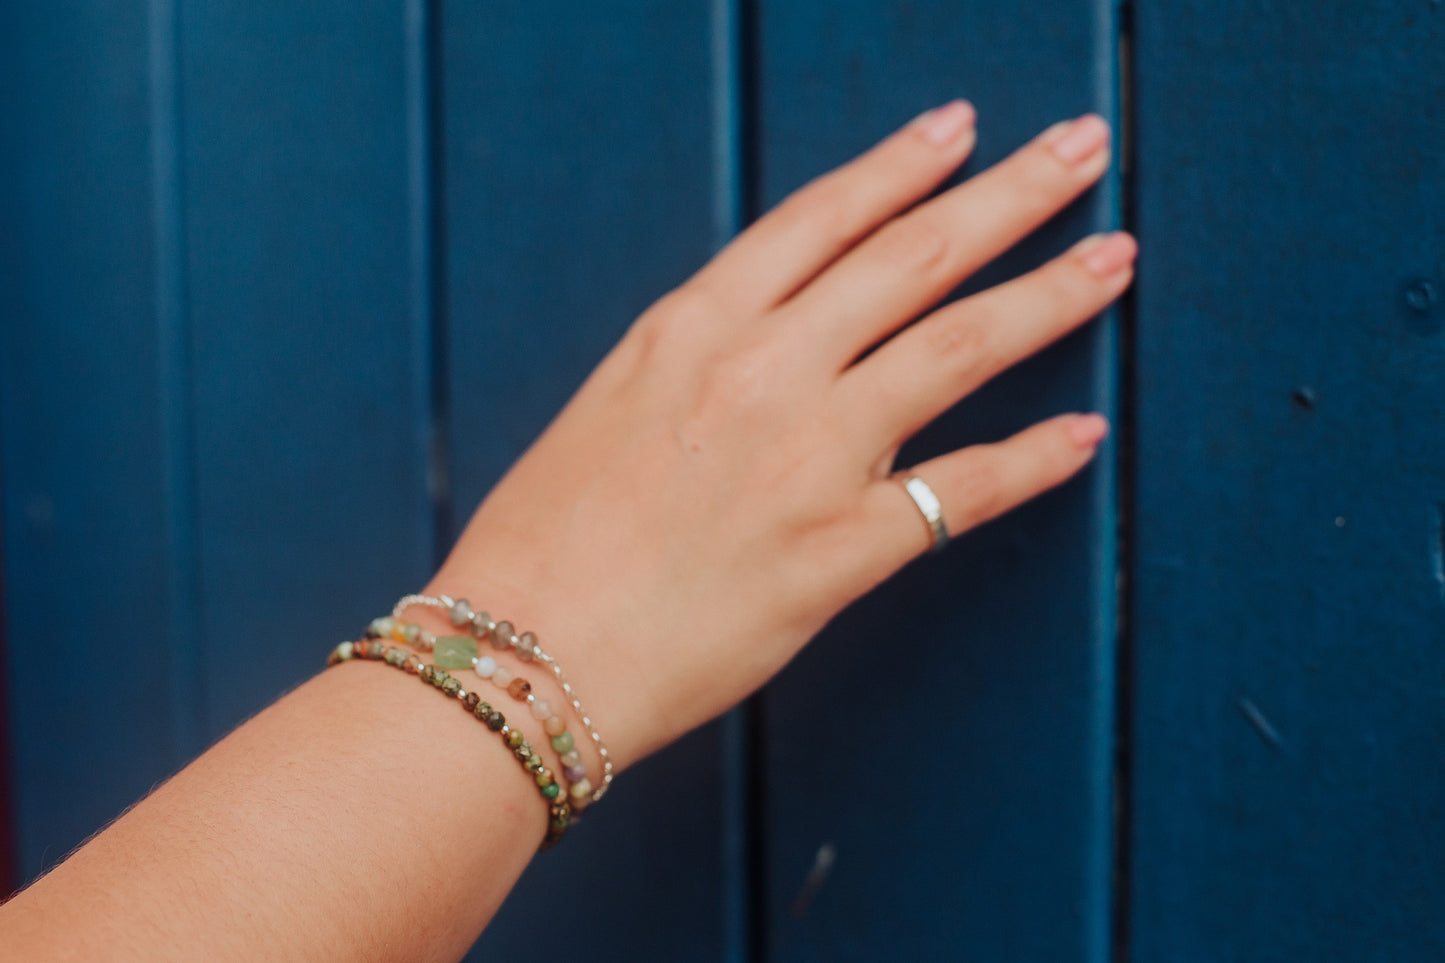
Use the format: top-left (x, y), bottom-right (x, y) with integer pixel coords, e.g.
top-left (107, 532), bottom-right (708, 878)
top-left (755, 1), bottom-right (1123, 959)
top-left (177, 0), bottom-right (432, 736)
top-left (0, 2), bottom-right (180, 880)
top-left (436, 2), bottom-right (737, 957)
top-left (1130, 2), bottom-right (1445, 958)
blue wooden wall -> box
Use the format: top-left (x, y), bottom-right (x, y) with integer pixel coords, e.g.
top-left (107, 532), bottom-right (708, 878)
top-left (2, 1), bottom-right (1440, 959)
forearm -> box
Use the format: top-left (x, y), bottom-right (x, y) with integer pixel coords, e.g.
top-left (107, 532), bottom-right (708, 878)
top-left (0, 660), bottom-right (551, 961)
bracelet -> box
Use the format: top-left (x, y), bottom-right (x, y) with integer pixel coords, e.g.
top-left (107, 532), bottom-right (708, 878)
top-left (327, 638), bottom-right (572, 848)
top-left (392, 593), bottom-right (615, 805)
top-left (365, 616), bottom-right (595, 807)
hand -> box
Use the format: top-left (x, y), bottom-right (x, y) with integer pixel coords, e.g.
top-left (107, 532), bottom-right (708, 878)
top-left (426, 102), bottom-right (1135, 769)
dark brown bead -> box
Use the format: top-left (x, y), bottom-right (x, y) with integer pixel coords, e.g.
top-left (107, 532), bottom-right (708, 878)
top-left (506, 678), bottom-right (532, 701)
top-left (485, 711), bottom-right (506, 731)
top-left (419, 665), bottom-right (435, 682)
top-left (463, 691), bottom-right (481, 709)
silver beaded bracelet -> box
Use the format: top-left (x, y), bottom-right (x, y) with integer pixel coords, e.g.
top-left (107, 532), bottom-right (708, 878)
top-left (391, 593), bottom-right (615, 805)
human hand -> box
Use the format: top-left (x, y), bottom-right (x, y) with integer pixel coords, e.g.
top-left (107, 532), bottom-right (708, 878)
top-left (425, 101), bottom-right (1135, 770)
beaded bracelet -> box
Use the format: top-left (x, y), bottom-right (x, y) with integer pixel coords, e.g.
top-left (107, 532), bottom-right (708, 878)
top-left (326, 638), bottom-right (572, 848)
top-left (392, 593), bottom-right (615, 805)
top-left (365, 616), bottom-right (594, 809)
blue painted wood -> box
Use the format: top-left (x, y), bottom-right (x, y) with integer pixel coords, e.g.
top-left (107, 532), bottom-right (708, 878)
top-left (1130, 2), bottom-right (1445, 959)
top-left (0, 0), bottom-right (434, 882)
top-left (754, 2), bottom-right (1123, 959)
top-left (0, 1), bottom-right (181, 877)
top-left (435, 2), bottom-right (738, 958)
top-left (177, 0), bottom-right (433, 736)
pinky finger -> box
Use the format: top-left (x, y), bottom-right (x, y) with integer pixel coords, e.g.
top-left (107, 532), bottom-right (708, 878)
top-left (867, 412), bottom-right (1110, 566)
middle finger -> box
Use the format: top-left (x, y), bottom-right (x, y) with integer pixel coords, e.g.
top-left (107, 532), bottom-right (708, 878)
top-left (777, 114), bottom-right (1113, 370)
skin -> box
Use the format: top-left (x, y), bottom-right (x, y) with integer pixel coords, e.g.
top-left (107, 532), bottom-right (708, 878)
top-left (0, 102), bottom-right (1135, 960)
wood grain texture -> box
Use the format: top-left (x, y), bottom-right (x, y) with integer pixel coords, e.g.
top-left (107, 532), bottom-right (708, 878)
top-left (754, 2), bottom-right (1124, 959)
top-left (1130, 2), bottom-right (1445, 959)
top-left (435, 2), bottom-right (737, 957)
top-left (0, 1), bottom-right (179, 878)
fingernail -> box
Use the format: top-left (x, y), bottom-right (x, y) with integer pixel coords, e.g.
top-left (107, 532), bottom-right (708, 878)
top-left (915, 100), bottom-right (977, 145)
top-left (1045, 114), bottom-right (1110, 164)
top-left (1069, 413), bottom-right (1110, 448)
top-left (1073, 231), bottom-right (1138, 277)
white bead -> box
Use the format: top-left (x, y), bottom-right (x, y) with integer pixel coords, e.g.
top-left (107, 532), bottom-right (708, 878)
top-left (530, 699), bottom-right (552, 720)
top-left (493, 665), bottom-right (514, 686)
top-left (474, 656), bottom-right (497, 679)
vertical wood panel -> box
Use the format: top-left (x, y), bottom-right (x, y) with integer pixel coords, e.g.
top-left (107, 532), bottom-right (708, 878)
top-left (0, 2), bottom-right (179, 878)
top-left (756, 2), bottom-right (1123, 959)
top-left (179, 1), bottom-right (432, 736)
top-left (1131, 2), bottom-right (1445, 959)
top-left (437, 2), bottom-right (736, 957)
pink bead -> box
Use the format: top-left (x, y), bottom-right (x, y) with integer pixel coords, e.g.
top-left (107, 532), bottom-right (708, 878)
top-left (492, 665), bottom-right (514, 687)
top-left (529, 699), bottom-right (552, 720)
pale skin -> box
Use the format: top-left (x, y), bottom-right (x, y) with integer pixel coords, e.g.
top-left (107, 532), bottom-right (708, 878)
top-left (0, 101), bottom-right (1135, 960)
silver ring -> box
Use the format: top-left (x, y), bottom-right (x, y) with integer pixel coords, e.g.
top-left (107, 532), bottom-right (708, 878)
top-left (898, 473), bottom-right (949, 553)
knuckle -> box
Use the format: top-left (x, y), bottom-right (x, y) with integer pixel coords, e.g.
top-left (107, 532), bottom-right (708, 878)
top-left (922, 312), bottom-right (993, 371)
top-left (872, 217), bottom-right (952, 278)
top-left (783, 173), bottom-right (858, 242)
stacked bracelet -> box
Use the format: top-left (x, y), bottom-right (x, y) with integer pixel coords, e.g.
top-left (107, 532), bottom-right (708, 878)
top-left (327, 638), bottom-right (572, 848)
top-left (391, 594), bottom-right (615, 806)
top-left (367, 616), bottom-right (596, 809)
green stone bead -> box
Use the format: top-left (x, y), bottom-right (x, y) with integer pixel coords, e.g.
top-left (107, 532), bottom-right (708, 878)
top-left (419, 665), bottom-right (435, 682)
top-left (433, 634), bottom-right (478, 669)
top-left (430, 669), bottom-right (451, 688)
top-left (384, 648), bottom-right (407, 666)
top-left (506, 730), bottom-right (525, 749)
top-left (441, 677), bottom-right (461, 696)
top-left (473, 701), bottom-right (490, 719)
top-left (550, 731), bottom-right (575, 754)
top-left (524, 755), bottom-right (543, 772)
top-left (542, 782), bottom-right (561, 799)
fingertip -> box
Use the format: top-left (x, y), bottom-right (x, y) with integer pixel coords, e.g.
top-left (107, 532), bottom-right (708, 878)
top-left (1067, 412), bottom-right (1110, 448)
top-left (911, 99), bottom-right (978, 146)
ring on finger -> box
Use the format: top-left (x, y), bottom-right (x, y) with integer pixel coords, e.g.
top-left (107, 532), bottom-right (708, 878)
top-left (896, 473), bottom-right (949, 553)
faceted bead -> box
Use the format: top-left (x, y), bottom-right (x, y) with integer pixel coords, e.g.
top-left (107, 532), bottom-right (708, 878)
top-left (335, 641), bottom-right (354, 661)
top-left (431, 670), bottom-right (451, 689)
top-left (366, 617), bottom-right (395, 639)
top-left (524, 755), bottom-right (543, 772)
top-left (490, 621), bottom-right (514, 651)
top-left (506, 730), bottom-right (525, 749)
top-left (542, 783), bottom-right (561, 799)
top-left (473, 701), bottom-right (491, 720)
top-left (402, 655), bottom-right (423, 674)
top-left (450, 599), bottom-right (474, 626)
top-left (544, 716), bottom-right (567, 737)
top-left (419, 665), bottom-right (435, 682)
top-left (485, 711), bottom-right (506, 731)
top-left (550, 731), bottom-right (575, 754)
top-left (516, 631), bottom-right (538, 662)
top-left (492, 666), bottom-right (514, 687)
top-left (433, 635), bottom-right (478, 669)
top-left (366, 641), bottom-right (387, 659)
top-left (560, 749), bottom-right (581, 767)
top-left (529, 699), bottom-right (552, 720)
top-left (441, 677), bottom-right (461, 696)
top-left (568, 778), bottom-right (594, 802)
top-left (463, 692), bottom-right (481, 710)
top-left (506, 678), bottom-right (531, 700)
top-left (563, 763), bottom-right (588, 784)
top-left (384, 648), bottom-right (407, 666)
top-left (472, 611), bottom-right (493, 633)
top-left (474, 656), bottom-right (497, 679)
